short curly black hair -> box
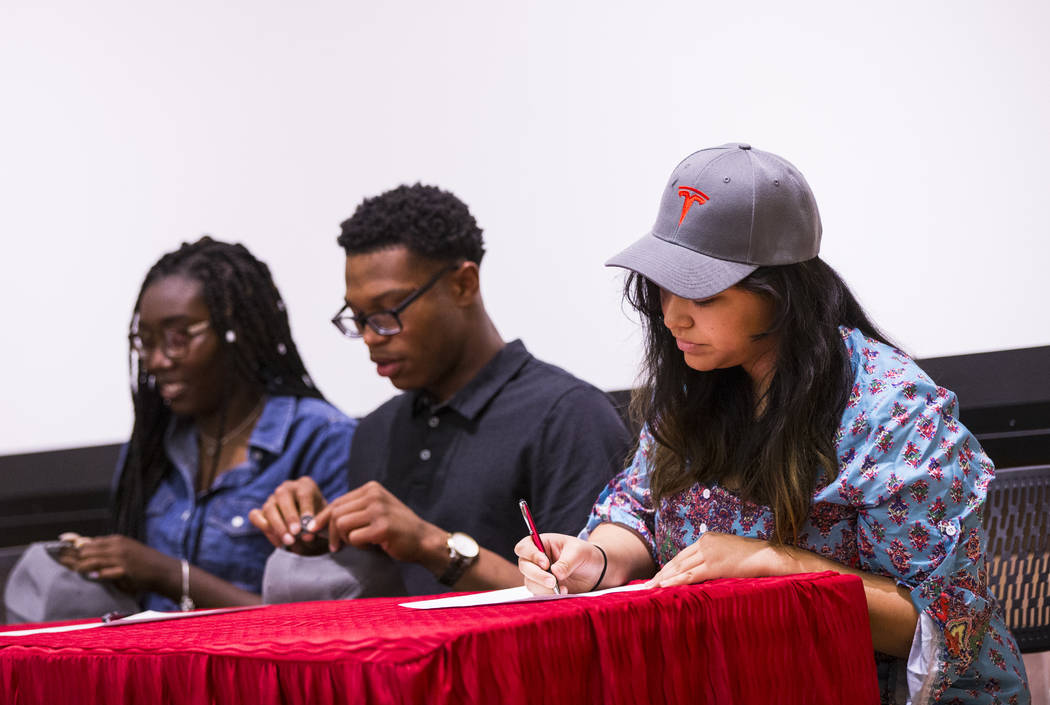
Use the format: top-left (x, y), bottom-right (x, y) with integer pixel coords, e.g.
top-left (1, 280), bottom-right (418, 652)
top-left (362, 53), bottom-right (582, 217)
top-left (337, 183), bottom-right (485, 264)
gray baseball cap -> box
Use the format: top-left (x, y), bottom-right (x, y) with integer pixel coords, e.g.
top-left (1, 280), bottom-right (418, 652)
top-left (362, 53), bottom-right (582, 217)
top-left (606, 143), bottom-right (822, 299)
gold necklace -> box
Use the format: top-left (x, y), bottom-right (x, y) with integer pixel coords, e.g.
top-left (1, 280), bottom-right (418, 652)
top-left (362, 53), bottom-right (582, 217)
top-left (198, 397), bottom-right (266, 457)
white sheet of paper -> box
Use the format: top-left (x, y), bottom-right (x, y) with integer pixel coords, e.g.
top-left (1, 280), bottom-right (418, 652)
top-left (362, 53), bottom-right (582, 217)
top-left (400, 582), bottom-right (649, 610)
top-left (0, 621), bottom-right (108, 637)
top-left (0, 605), bottom-right (265, 637)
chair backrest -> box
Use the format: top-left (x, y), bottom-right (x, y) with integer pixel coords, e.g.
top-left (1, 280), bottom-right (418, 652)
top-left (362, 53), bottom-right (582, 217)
top-left (983, 463), bottom-right (1050, 652)
top-left (607, 389), bottom-right (639, 438)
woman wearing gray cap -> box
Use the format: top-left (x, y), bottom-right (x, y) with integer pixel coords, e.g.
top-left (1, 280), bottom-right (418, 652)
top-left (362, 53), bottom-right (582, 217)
top-left (516, 144), bottom-right (1028, 704)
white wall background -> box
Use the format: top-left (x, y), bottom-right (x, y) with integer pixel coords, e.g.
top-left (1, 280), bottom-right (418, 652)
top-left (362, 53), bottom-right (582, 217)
top-left (1, 0), bottom-right (1048, 456)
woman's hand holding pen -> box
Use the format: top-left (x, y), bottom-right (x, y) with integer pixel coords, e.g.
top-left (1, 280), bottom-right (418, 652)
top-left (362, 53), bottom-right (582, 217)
top-left (516, 522), bottom-right (660, 595)
top-left (514, 534), bottom-right (607, 595)
top-left (515, 531), bottom-right (783, 595)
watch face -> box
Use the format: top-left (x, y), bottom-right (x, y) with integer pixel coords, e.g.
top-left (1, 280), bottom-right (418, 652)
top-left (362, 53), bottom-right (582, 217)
top-left (449, 532), bottom-right (479, 559)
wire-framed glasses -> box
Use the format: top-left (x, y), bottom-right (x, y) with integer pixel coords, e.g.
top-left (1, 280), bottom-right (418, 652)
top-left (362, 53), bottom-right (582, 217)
top-left (129, 320), bottom-right (211, 360)
top-left (331, 262), bottom-right (457, 339)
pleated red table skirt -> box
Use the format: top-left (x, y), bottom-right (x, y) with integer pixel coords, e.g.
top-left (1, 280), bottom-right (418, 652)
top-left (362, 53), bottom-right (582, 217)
top-left (0, 571), bottom-right (879, 705)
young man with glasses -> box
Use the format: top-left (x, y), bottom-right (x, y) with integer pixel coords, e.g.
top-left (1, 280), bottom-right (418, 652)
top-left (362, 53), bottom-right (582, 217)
top-left (250, 184), bottom-right (631, 595)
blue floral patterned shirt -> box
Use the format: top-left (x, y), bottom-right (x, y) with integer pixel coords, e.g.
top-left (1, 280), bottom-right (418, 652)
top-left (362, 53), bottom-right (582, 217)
top-left (129, 395), bottom-right (354, 611)
top-left (583, 328), bottom-right (1029, 705)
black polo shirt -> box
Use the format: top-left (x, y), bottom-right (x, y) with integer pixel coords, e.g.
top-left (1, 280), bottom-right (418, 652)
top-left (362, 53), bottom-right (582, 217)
top-left (347, 339), bottom-right (632, 595)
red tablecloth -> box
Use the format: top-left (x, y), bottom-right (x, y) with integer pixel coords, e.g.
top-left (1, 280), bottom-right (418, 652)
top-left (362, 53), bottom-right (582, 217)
top-left (0, 572), bottom-right (879, 705)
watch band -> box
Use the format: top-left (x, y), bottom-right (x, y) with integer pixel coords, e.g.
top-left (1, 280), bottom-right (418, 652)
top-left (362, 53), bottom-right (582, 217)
top-left (438, 532), bottom-right (479, 586)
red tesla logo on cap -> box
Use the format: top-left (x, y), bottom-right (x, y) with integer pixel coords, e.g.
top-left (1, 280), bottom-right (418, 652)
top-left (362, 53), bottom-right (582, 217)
top-left (677, 187), bottom-right (709, 225)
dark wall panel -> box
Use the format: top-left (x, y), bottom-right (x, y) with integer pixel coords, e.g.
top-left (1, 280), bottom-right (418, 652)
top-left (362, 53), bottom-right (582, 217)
top-left (0, 444), bottom-right (120, 547)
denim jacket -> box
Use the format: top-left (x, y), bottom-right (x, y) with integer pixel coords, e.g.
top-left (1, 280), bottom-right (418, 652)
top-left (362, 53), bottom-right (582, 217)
top-left (131, 396), bottom-right (354, 611)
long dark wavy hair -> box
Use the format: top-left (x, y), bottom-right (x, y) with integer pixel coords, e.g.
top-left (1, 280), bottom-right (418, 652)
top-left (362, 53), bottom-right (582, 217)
top-left (112, 237), bottom-right (324, 540)
top-left (627, 257), bottom-right (893, 544)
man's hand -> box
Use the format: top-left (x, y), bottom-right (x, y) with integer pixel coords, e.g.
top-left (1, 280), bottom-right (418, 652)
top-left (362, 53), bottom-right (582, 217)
top-left (249, 477), bottom-right (330, 554)
top-left (314, 481), bottom-right (447, 569)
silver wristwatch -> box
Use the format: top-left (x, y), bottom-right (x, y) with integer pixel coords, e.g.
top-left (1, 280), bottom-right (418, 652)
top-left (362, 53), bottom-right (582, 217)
top-left (438, 532), bottom-right (480, 586)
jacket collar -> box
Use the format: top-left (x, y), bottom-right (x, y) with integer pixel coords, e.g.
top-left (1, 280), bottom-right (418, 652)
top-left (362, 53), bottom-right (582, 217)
top-left (164, 396), bottom-right (294, 491)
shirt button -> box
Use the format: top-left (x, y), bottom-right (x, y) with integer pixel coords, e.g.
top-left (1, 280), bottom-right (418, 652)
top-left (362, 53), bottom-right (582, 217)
top-left (699, 523), bottom-right (708, 533)
top-left (419, 449), bottom-right (432, 461)
top-left (251, 450), bottom-right (263, 462)
top-left (230, 515), bottom-right (245, 528)
top-left (181, 510), bottom-right (190, 521)
top-left (428, 416), bottom-right (440, 428)
top-left (941, 522), bottom-right (957, 537)
top-left (702, 489), bottom-right (711, 499)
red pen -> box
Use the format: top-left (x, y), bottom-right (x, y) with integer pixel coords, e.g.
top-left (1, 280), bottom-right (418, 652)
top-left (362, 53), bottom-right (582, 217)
top-left (518, 498), bottom-right (561, 593)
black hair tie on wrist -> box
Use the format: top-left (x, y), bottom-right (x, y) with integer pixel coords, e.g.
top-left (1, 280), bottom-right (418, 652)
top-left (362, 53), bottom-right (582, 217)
top-left (589, 544), bottom-right (608, 592)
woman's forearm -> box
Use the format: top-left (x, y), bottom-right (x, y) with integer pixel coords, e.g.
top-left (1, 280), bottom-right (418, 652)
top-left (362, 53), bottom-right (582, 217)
top-left (588, 522), bottom-right (658, 588)
top-left (150, 554), bottom-right (262, 608)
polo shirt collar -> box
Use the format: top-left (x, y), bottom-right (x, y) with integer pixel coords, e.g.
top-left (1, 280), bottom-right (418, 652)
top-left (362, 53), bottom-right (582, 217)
top-left (413, 339), bottom-right (530, 421)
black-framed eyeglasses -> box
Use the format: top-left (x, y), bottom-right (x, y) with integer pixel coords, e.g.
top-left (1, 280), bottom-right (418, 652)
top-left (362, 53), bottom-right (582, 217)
top-left (331, 262), bottom-right (458, 339)
top-left (129, 320), bottom-right (211, 360)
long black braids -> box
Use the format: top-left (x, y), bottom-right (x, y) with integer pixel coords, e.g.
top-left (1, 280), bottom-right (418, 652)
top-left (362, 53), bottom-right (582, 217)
top-left (112, 236), bottom-right (324, 539)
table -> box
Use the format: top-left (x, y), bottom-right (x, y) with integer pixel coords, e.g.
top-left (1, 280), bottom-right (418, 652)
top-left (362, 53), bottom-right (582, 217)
top-left (0, 571), bottom-right (879, 705)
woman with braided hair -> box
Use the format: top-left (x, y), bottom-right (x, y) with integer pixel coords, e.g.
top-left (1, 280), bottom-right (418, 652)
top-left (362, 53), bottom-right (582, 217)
top-left (58, 237), bottom-right (354, 611)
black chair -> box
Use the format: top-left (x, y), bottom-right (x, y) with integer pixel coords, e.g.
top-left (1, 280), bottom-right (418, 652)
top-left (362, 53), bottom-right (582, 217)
top-left (984, 463), bottom-right (1050, 652)
top-left (607, 389), bottom-right (638, 438)
top-left (0, 443), bottom-right (118, 619)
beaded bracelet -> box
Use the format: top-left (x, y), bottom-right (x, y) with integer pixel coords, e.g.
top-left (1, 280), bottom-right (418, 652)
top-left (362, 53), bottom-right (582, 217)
top-left (588, 544), bottom-right (608, 592)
